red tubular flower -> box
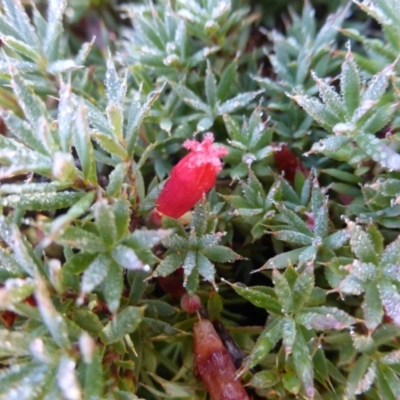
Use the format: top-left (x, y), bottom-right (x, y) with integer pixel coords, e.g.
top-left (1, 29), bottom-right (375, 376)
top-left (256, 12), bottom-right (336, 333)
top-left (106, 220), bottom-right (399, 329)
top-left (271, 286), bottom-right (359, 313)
top-left (155, 133), bottom-right (228, 219)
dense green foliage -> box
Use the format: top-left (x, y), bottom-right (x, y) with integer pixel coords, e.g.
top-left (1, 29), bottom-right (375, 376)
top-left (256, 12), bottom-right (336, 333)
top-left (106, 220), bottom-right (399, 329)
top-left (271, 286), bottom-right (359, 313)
top-left (0, 0), bottom-right (400, 399)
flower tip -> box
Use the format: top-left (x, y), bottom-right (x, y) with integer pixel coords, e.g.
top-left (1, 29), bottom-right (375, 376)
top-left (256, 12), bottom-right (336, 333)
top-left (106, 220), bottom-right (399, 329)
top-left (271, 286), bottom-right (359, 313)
top-left (183, 132), bottom-right (228, 157)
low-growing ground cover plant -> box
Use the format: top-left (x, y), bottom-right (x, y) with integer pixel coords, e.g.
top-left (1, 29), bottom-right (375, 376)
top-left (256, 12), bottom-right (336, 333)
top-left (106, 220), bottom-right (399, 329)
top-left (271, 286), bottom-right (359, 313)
top-left (0, 0), bottom-right (400, 399)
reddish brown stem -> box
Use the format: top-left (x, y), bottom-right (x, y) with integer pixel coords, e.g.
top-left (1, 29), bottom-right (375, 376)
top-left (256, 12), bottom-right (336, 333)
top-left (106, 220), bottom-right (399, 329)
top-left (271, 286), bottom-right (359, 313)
top-left (193, 319), bottom-right (250, 400)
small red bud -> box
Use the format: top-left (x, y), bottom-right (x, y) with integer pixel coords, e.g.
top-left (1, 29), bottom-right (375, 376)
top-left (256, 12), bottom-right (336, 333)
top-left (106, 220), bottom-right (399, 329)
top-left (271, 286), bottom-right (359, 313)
top-left (180, 293), bottom-right (201, 313)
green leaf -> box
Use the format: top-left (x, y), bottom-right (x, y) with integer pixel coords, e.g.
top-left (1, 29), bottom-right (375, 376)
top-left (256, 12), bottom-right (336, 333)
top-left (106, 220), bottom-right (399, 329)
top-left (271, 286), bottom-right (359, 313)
top-left (272, 269), bottom-right (293, 313)
top-left (217, 59), bottom-right (237, 102)
top-left (52, 151), bottom-right (79, 183)
top-left (0, 191), bottom-right (83, 211)
top-left (218, 90), bottom-right (263, 114)
top-left (56, 226), bottom-right (104, 254)
top-left (94, 199), bottom-right (117, 248)
top-left (296, 306), bottom-right (356, 330)
top-left (10, 67), bottom-right (50, 129)
top-left (248, 370), bottom-right (280, 389)
top-left (341, 49), bottom-right (361, 115)
top-left (355, 132), bottom-right (400, 172)
top-left (92, 131), bottom-right (128, 159)
top-left (0, 329), bottom-right (31, 357)
top-left (106, 163), bottom-right (126, 198)
top-left (205, 61), bottom-right (217, 110)
top-left (292, 328), bottom-right (315, 399)
top-left (153, 253), bottom-right (182, 277)
top-left (207, 291), bottom-right (223, 321)
top-left (111, 245), bottom-right (147, 271)
top-left (376, 363), bottom-right (400, 400)
top-left (79, 97), bottom-right (113, 137)
top-left (361, 63), bottom-right (393, 104)
top-left (0, 362), bottom-right (52, 399)
top-left (106, 58), bottom-right (127, 108)
top-left (363, 282), bottom-right (384, 331)
top-left (313, 71), bottom-right (346, 119)
top-left (0, 109), bottom-right (47, 155)
top-left (292, 263), bottom-right (314, 313)
top-left (273, 230), bottom-right (313, 246)
top-left (289, 93), bottom-right (340, 130)
top-left (243, 316), bottom-right (284, 370)
top-left (381, 235), bottom-right (400, 269)
top-left (57, 355), bottom-right (82, 399)
top-left (361, 103), bottom-right (398, 134)
top-left (196, 252), bottom-right (216, 289)
top-left (71, 310), bottom-right (103, 335)
top-left (44, 0), bottom-right (67, 59)
top-left (0, 248), bottom-right (26, 280)
top-left (282, 317), bottom-right (296, 355)
top-left (322, 168), bottom-right (361, 184)
top-left (126, 86), bottom-right (163, 155)
top-left (80, 334), bottom-right (104, 400)
top-left (226, 280), bottom-right (282, 314)
top-left (200, 245), bottom-right (240, 263)
top-left (323, 229), bottom-right (349, 250)
top-left (0, 216), bottom-right (40, 277)
top-left (106, 63), bottom-right (127, 142)
top-left (313, 347), bottom-right (330, 386)
top-left (57, 82), bottom-right (75, 152)
top-left (129, 270), bottom-right (150, 305)
top-left (0, 277), bottom-right (35, 310)
top-left (74, 105), bottom-right (98, 185)
top-left (2, 36), bottom-right (41, 62)
top-left (275, 204), bottom-right (313, 237)
top-left (101, 306), bottom-right (143, 344)
top-left (141, 299), bottom-right (175, 317)
top-left (80, 253), bottom-right (111, 295)
top-left (312, 187), bottom-right (328, 240)
top-left (170, 82), bottom-right (210, 113)
top-left (43, 192), bottom-right (95, 248)
top-left (113, 198), bottom-right (130, 241)
top-left (378, 278), bottom-right (400, 327)
top-left (347, 220), bottom-right (379, 265)
top-left (1, 0), bottom-right (39, 50)
top-left (258, 248), bottom-right (305, 270)
top-left (147, 373), bottom-right (195, 398)
top-left (182, 250), bottom-right (197, 287)
top-left (35, 277), bottom-right (70, 348)
top-left (103, 260), bottom-right (123, 314)
top-left (345, 354), bottom-right (371, 397)
top-left (142, 317), bottom-right (184, 336)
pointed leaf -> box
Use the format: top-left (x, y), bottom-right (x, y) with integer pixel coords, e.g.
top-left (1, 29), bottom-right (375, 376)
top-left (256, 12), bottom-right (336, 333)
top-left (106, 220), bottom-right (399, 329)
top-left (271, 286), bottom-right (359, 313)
top-left (292, 263), bottom-right (314, 313)
top-left (205, 61), bottom-right (217, 110)
top-left (101, 306), bottom-right (143, 344)
top-left (74, 105), bottom-right (97, 185)
top-left (243, 317), bottom-right (284, 370)
top-left (341, 49), bottom-right (361, 115)
top-left (218, 90), bottom-right (263, 114)
top-left (103, 260), bottom-right (123, 314)
top-left (226, 281), bottom-right (282, 314)
top-left (292, 328), bottom-right (315, 399)
top-left (81, 254), bottom-right (111, 295)
top-left (35, 277), bottom-right (70, 349)
top-left (378, 278), bottom-right (400, 327)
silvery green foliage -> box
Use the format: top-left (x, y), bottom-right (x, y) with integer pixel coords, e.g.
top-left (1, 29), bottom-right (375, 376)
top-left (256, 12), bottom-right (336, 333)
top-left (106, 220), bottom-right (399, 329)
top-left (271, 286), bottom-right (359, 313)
top-left (292, 50), bottom-right (400, 172)
top-left (153, 201), bottom-right (241, 295)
